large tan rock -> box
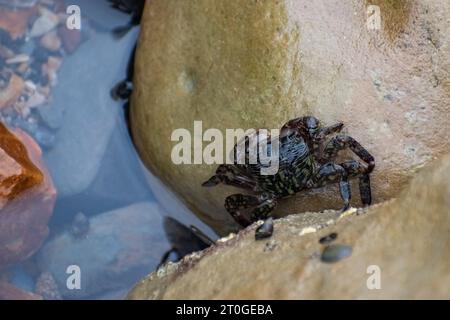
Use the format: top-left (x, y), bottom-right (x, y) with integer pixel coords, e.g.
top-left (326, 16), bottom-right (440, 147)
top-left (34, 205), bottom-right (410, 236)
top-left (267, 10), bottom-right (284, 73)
top-left (128, 153), bottom-right (450, 300)
top-left (131, 0), bottom-right (450, 234)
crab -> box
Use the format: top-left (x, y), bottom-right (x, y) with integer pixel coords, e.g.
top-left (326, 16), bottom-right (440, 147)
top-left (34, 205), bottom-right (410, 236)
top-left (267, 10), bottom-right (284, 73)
top-left (202, 116), bottom-right (375, 239)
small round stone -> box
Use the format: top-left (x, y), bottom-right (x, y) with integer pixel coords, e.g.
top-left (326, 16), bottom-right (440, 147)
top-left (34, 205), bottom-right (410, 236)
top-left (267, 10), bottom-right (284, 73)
top-left (320, 244), bottom-right (352, 263)
top-left (255, 217), bottom-right (274, 241)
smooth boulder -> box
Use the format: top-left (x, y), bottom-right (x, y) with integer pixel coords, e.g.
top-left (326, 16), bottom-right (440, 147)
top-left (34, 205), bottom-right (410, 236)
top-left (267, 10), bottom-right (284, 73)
top-left (131, 0), bottom-right (450, 235)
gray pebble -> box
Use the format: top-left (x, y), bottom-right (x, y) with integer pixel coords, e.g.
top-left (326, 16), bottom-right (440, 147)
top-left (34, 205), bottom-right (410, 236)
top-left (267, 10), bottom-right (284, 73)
top-left (321, 244), bottom-right (352, 263)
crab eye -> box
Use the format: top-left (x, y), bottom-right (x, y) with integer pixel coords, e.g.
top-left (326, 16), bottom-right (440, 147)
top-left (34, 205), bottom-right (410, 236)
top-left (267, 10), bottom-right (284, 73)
top-left (304, 116), bottom-right (320, 130)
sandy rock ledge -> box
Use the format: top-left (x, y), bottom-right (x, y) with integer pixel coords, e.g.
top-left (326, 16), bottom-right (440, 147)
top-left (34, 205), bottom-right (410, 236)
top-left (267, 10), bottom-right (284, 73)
top-left (128, 153), bottom-right (450, 300)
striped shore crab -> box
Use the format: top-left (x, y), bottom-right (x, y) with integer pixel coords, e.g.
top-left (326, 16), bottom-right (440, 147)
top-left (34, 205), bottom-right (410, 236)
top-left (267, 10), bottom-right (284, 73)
top-left (202, 116), bottom-right (375, 239)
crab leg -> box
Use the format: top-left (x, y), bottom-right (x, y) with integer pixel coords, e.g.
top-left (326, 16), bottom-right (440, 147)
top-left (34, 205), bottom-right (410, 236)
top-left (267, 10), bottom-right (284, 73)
top-left (340, 160), bottom-right (372, 205)
top-left (202, 164), bottom-right (257, 191)
top-left (249, 196), bottom-right (277, 221)
top-left (318, 122), bottom-right (344, 137)
top-left (224, 193), bottom-right (276, 228)
top-left (313, 163), bottom-right (351, 211)
top-left (322, 135), bottom-right (375, 173)
top-left (224, 194), bottom-right (259, 227)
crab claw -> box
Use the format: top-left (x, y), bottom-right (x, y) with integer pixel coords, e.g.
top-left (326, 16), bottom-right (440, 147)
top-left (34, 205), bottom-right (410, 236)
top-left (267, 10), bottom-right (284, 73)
top-left (202, 175), bottom-right (221, 187)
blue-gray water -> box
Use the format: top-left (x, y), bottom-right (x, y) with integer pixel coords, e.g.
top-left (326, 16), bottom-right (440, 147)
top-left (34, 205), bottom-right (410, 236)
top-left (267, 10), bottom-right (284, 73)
top-left (1, 0), bottom-right (216, 300)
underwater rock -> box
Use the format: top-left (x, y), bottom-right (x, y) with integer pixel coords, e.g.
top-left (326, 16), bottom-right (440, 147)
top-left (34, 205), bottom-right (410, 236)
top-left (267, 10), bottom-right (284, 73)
top-left (39, 30), bottom-right (62, 52)
top-left (131, 0), bottom-right (450, 235)
top-left (37, 202), bottom-right (171, 299)
top-left (29, 6), bottom-right (60, 38)
top-left (0, 72), bottom-right (25, 110)
top-left (128, 153), bottom-right (450, 299)
top-left (0, 5), bottom-right (37, 40)
top-left (0, 123), bottom-right (43, 203)
top-left (70, 212), bottom-right (90, 239)
top-left (43, 28), bottom-right (139, 197)
top-left (0, 281), bottom-right (42, 300)
top-left (57, 25), bottom-right (82, 55)
top-left (35, 272), bottom-right (62, 300)
top-left (0, 123), bottom-right (56, 270)
top-left (84, 124), bottom-right (155, 210)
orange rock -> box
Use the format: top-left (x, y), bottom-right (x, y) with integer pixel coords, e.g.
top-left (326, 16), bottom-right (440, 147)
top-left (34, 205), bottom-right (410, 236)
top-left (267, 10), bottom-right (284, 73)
top-left (0, 123), bottom-right (43, 204)
top-left (0, 6), bottom-right (37, 40)
top-left (0, 73), bottom-right (25, 110)
top-left (0, 123), bottom-right (56, 270)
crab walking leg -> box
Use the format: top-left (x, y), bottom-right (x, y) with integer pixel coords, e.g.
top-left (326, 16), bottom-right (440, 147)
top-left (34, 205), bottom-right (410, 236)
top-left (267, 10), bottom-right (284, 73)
top-left (322, 135), bottom-right (375, 173)
top-left (249, 196), bottom-right (277, 221)
top-left (202, 164), bottom-right (257, 191)
top-left (319, 122), bottom-right (344, 137)
top-left (313, 163), bottom-right (351, 211)
top-left (224, 194), bottom-right (259, 227)
top-left (225, 193), bottom-right (277, 228)
top-left (309, 122), bottom-right (344, 162)
top-left (359, 173), bottom-right (372, 205)
top-left (340, 160), bottom-right (372, 205)
top-left (250, 194), bottom-right (277, 240)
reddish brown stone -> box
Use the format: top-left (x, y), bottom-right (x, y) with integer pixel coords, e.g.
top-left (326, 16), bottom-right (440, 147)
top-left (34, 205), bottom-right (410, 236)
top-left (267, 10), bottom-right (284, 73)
top-left (0, 123), bottom-right (43, 203)
top-left (0, 281), bottom-right (43, 300)
top-left (0, 123), bottom-right (56, 270)
top-left (0, 6), bottom-right (37, 40)
top-left (0, 73), bottom-right (25, 110)
top-left (58, 26), bottom-right (82, 54)
top-left (40, 30), bottom-right (62, 52)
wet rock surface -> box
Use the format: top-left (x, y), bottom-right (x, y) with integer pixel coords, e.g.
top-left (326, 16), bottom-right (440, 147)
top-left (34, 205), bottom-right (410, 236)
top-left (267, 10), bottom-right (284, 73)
top-left (128, 153), bottom-right (450, 299)
top-left (131, 0), bottom-right (450, 235)
top-left (37, 202), bottom-right (171, 299)
top-left (0, 123), bottom-right (56, 270)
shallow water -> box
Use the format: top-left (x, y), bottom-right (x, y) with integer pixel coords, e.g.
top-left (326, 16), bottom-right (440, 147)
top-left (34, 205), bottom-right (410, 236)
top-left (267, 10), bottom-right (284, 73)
top-left (0, 0), bottom-right (216, 300)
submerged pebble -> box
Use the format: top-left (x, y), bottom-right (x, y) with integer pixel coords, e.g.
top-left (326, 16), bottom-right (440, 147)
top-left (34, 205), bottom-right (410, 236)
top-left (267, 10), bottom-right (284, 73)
top-left (70, 212), bottom-right (90, 239)
top-left (320, 244), bottom-right (352, 264)
top-left (29, 7), bottom-right (60, 38)
top-left (35, 272), bottom-right (62, 300)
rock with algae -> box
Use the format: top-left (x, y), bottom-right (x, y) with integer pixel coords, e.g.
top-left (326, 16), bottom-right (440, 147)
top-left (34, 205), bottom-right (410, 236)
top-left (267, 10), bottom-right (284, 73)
top-left (128, 153), bottom-right (450, 299)
top-left (131, 0), bottom-right (450, 235)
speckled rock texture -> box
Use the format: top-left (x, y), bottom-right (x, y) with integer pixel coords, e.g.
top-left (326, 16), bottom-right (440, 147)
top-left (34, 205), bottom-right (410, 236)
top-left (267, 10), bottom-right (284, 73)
top-left (127, 153), bottom-right (450, 300)
top-left (131, 0), bottom-right (450, 235)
